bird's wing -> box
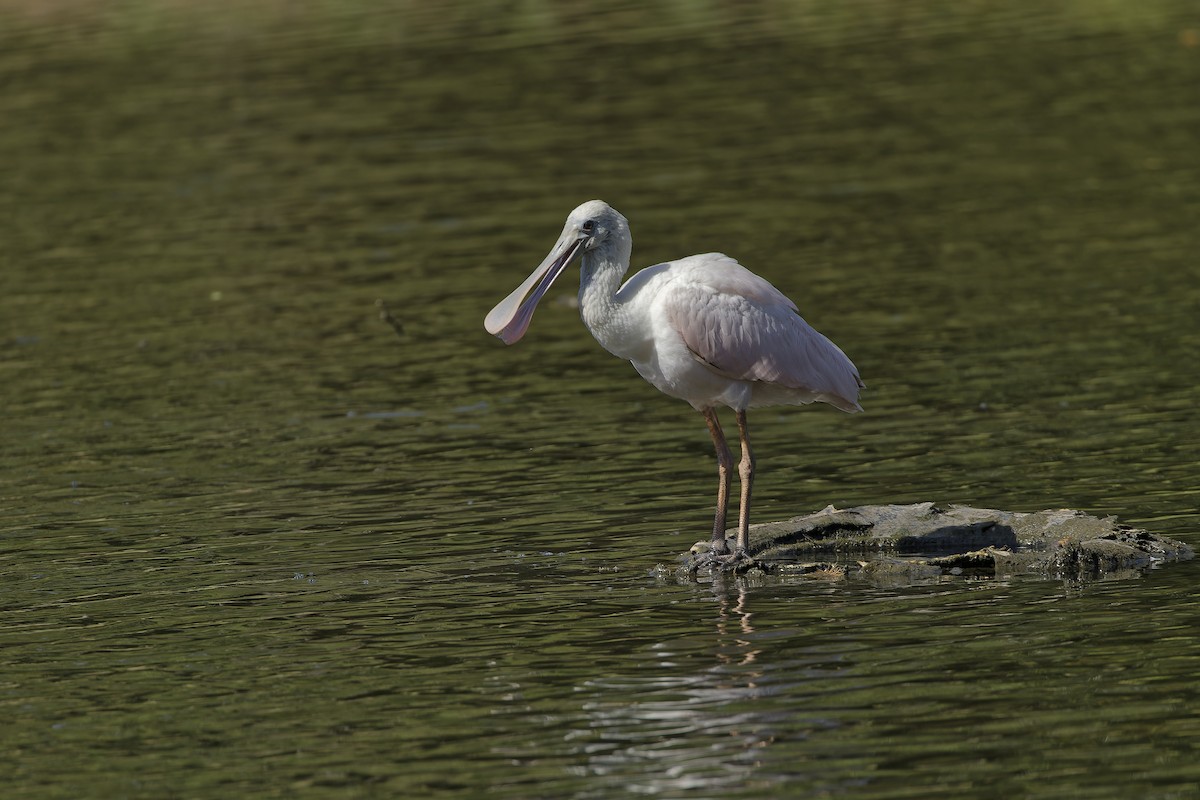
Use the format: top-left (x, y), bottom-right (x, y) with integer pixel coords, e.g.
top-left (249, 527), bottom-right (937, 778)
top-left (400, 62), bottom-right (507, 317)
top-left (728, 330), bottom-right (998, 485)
top-left (660, 255), bottom-right (864, 411)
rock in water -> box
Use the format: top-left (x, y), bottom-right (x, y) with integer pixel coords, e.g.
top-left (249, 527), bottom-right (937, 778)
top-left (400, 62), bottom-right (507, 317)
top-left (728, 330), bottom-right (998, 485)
top-left (684, 503), bottom-right (1193, 580)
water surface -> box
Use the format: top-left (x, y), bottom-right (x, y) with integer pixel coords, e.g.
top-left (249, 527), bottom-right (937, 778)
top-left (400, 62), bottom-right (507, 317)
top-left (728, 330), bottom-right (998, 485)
top-left (1, 2), bottom-right (1198, 797)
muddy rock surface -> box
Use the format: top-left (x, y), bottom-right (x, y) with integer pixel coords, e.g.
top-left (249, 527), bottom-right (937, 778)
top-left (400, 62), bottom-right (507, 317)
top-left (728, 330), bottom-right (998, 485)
top-left (682, 503), bottom-right (1194, 581)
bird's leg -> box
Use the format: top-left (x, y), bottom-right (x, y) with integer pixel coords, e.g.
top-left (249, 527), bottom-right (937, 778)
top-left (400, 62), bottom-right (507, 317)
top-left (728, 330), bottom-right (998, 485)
top-left (735, 409), bottom-right (755, 553)
top-left (702, 408), bottom-right (733, 555)
top-left (685, 409), bottom-right (767, 575)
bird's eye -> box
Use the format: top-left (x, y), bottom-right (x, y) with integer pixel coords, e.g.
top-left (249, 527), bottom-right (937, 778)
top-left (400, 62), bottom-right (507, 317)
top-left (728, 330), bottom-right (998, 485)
top-left (581, 220), bottom-right (595, 233)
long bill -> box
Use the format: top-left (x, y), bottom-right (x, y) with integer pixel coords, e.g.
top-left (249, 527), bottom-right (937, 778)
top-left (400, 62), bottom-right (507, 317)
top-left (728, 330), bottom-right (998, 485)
top-left (484, 234), bottom-right (585, 345)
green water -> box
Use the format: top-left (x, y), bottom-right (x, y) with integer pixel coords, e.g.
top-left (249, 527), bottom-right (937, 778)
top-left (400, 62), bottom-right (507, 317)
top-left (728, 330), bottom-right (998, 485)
top-left (2, 2), bottom-right (1198, 797)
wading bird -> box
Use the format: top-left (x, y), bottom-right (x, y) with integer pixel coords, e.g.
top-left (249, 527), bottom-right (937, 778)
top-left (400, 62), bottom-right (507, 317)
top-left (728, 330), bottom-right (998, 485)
top-left (485, 200), bottom-right (863, 565)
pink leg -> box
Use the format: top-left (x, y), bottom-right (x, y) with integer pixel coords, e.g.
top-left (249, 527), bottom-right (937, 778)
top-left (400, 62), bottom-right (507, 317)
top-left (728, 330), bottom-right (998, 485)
top-left (702, 408), bottom-right (732, 554)
top-left (735, 410), bottom-right (755, 553)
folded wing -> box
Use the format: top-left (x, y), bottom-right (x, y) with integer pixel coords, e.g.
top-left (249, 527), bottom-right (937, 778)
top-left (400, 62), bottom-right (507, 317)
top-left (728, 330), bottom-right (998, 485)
top-left (660, 254), bottom-right (864, 412)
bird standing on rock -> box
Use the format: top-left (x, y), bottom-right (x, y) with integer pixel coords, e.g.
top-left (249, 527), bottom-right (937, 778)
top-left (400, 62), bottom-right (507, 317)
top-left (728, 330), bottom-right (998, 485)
top-left (485, 200), bottom-right (863, 567)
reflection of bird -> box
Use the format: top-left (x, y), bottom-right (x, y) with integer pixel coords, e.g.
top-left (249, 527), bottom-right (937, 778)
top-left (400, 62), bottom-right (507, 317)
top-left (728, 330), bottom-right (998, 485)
top-left (485, 200), bottom-right (863, 564)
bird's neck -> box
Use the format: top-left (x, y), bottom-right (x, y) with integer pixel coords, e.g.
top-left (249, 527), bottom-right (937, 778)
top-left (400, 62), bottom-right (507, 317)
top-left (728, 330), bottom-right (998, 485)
top-left (578, 244), bottom-right (633, 357)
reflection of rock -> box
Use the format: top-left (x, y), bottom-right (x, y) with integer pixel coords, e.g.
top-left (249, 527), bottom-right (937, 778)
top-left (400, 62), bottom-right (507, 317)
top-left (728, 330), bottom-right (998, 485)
top-left (682, 503), bottom-right (1194, 581)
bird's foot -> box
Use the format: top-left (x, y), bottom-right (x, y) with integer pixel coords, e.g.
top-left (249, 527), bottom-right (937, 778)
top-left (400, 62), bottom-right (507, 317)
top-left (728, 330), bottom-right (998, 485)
top-left (687, 541), bottom-right (770, 575)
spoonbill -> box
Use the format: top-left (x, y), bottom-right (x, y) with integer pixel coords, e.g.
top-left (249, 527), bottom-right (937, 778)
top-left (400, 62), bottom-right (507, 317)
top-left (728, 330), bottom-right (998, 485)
top-left (485, 200), bottom-right (863, 565)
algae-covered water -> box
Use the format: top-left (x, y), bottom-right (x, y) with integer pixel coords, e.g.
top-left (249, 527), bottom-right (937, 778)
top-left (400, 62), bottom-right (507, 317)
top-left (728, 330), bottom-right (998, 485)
top-left (2, 2), bottom-right (1199, 797)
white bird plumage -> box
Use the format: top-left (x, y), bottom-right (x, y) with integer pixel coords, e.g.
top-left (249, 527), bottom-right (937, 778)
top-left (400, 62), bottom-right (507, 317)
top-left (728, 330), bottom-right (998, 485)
top-left (485, 200), bottom-right (863, 564)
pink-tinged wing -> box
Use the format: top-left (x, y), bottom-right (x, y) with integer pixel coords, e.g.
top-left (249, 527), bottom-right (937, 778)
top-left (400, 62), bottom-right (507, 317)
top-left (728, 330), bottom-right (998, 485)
top-left (661, 255), bottom-right (864, 412)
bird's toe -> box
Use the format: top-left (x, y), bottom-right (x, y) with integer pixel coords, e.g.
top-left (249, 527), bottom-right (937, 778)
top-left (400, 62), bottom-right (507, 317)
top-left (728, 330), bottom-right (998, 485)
top-left (686, 546), bottom-right (769, 575)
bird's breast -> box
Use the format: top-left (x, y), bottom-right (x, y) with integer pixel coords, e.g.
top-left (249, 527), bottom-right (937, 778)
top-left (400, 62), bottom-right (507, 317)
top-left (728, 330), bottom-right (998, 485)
top-left (583, 306), bottom-right (655, 363)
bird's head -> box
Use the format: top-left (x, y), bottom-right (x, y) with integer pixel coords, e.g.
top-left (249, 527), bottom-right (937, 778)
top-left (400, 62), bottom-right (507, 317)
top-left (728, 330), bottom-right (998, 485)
top-left (484, 200), bottom-right (629, 345)
top-left (567, 200), bottom-right (628, 254)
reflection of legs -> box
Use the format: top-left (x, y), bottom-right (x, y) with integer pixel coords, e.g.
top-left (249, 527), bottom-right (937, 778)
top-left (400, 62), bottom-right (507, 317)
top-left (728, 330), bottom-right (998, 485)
top-left (702, 408), bottom-right (732, 554)
top-left (735, 410), bottom-right (755, 553)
